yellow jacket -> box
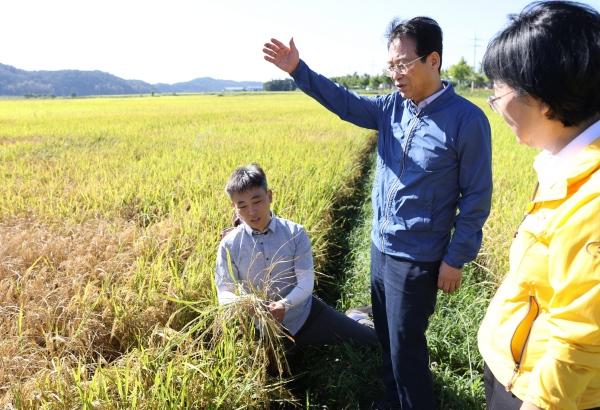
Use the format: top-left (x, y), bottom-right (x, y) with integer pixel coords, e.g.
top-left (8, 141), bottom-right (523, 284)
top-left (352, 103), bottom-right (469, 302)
top-left (478, 138), bottom-right (600, 410)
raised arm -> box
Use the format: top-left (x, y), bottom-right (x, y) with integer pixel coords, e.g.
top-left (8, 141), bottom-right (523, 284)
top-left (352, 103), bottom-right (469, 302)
top-left (263, 37), bottom-right (387, 130)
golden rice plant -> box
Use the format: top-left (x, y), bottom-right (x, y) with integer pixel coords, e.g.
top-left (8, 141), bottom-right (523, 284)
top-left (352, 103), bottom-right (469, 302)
top-left (0, 93), bottom-right (375, 408)
top-left (476, 100), bottom-right (537, 280)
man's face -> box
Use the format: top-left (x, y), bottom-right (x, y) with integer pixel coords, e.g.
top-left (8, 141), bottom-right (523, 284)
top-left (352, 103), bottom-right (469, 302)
top-left (387, 37), bottom-right (440, 103)
top-left (231, 186), bottom-right (273, 232)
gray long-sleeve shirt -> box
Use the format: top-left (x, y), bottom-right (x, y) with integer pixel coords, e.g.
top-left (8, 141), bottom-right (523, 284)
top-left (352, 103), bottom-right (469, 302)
top-left (215, 215), bottom-right (314, 335)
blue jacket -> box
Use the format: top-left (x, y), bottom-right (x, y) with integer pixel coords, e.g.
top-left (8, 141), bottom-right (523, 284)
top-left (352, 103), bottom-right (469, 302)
top-left (291, 60), bottom-right (492, 267)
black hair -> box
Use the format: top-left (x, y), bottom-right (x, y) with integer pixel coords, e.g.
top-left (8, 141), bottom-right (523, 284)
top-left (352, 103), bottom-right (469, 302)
top-left (225, 163), bottom-right (268, 198)
top-left (385, 16), bottom-right (443, 72)
top-left (483, 1), bottom-right (600, 127)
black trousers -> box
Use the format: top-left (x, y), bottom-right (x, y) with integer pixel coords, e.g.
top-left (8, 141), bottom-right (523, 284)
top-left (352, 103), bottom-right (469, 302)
top-left (371, 243), bottom-right (440, 410)
top-left (291, 296), bottom-right (378, 348)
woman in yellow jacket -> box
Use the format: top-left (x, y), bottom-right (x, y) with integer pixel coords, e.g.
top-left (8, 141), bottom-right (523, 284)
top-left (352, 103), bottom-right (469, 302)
top-left (478, 2), bottom-right (600, 410)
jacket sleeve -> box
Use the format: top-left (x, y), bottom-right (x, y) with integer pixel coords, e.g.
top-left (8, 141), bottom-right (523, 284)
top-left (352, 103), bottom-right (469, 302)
top-left (291, 59), bottom-right (387, 130)
top-left (526, 194), bottom-right (600, 410)
top-left (215, 241), bottom-right (241, 305)
top-left (279, 227), bottom-right (314, 311)
top-left (443, 111), bottom-right (493, 268)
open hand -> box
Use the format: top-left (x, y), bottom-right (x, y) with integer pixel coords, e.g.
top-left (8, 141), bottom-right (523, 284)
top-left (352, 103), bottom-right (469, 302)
top-left (267, 301), bottom-right (286, 322)
top-left (263, 38), bottom-right (300, 74)
top-left (437, 261), bottom-right (462, 294)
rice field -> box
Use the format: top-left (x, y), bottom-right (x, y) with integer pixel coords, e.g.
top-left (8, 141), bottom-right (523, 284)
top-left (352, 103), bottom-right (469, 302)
top-left (0, 93), bottom-right (375, 408)
top-left (0, 91), bottom-right (538, 408)
top-left (478, 100), bottom-right (538, 277)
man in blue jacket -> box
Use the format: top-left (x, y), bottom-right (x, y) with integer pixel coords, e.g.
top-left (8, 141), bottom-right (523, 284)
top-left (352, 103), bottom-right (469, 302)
top-left (264, 16), bottom-right (492, 410)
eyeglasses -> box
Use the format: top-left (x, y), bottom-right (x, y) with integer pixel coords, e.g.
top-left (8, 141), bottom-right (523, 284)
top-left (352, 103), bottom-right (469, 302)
top-left (386, 55), bottom-right (425, 77)
top-left (487, 90), bottom-right (514, 112)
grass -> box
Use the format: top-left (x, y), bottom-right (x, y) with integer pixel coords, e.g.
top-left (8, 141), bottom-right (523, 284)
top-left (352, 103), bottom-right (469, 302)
top-left (282, 151), bottom-right (382, 409)
top-left (0, 92), bottom-right (539, 408)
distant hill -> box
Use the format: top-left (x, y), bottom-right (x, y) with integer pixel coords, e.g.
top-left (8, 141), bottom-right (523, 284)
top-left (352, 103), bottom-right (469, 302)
top-left (0, 64), bottom-right (155, 96)
top-left (0, 63), bottom-right (263, 96)
top-left (155, 78), bottom-right (263, 93)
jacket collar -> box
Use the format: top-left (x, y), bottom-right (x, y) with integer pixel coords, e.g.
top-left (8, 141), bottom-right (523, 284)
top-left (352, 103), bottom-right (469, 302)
top-left (534, 138), bottom-right (600, 202)
top-left (242, 212), bottom-right (277, 236)
top-left (404, 80), bottom-right (456, 115)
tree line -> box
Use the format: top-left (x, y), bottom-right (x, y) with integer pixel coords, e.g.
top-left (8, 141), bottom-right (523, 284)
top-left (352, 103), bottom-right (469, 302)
top-left (263, 57), bottom-right (489, 91)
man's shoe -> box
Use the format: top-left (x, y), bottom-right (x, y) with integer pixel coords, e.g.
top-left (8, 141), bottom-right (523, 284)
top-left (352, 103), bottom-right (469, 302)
top-left (345, 305), bottom-right (375, 329)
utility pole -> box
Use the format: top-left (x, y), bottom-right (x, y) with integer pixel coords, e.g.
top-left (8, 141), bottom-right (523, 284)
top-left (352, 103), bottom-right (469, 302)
top-left (472, 34), bottom-right (483, 72)
top-left (471, 34), bottom-right (483, 90)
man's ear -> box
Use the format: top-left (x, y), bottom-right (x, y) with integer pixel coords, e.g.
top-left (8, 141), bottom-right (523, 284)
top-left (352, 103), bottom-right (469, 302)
top-left (428, 52), bottom-right (441, 72)
top-left (267, 189), bottom-right (273, 203)
top-left (230, 202), bottom-right (239, 218)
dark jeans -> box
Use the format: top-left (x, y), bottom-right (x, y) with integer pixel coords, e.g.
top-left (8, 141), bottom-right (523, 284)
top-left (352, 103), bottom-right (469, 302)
top-left (484, 363), bottom-right (600, 410)
top-left (371, 243), bottom-right (440, 410)
top-left (291, 296), bottom-right (378, 348)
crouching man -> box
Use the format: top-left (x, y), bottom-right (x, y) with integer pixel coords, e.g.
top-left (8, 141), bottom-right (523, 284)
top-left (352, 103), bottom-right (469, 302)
top-left (215, 163), bottom-right (377, 349)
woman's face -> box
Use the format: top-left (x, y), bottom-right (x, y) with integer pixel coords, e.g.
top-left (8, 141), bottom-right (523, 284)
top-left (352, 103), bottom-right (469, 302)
top-left (490, 82), bottom-right (554, 150)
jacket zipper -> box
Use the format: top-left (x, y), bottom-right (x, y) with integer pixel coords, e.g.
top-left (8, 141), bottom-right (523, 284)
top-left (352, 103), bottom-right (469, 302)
top-left (506, 293), bottom-right (540, 392)
top-left (506, 182), bottom-right (541, 390)
top-left (379, 110), bottom-right (423, 248)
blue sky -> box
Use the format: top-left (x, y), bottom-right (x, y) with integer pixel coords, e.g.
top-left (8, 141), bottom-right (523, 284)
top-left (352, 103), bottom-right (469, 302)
top-left (4, 0), bottom-right (600, 83)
